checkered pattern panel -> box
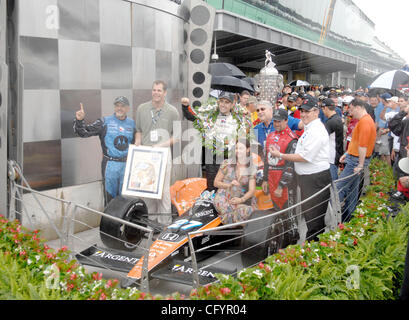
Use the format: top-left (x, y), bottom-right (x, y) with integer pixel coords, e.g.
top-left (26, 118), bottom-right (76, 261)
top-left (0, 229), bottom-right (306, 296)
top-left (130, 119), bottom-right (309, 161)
top-left (18, 0), bottom-right (190, 189)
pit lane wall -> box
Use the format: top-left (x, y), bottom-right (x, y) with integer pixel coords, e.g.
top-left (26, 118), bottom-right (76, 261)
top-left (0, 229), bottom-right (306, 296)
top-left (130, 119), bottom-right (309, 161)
top-left (5, 0), bottom-right (215, 239)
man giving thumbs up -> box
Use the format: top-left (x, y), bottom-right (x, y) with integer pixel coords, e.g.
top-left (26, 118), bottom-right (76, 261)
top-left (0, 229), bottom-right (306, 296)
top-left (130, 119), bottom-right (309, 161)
top-left (73, 96), bottom-right (136, 204)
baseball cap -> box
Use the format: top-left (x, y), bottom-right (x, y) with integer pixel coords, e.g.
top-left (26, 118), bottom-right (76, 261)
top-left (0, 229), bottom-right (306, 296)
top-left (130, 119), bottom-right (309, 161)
top-left (272, 109), bottom-right (288, 121)
top-left (287, 95), bottom-right (296, 102)
top-left (321, 98), bottom-right (335, 107)
top-left (218, 91), bottom-right (235, 103)
top-left (300, 96), bottom-right (318, 111)
top-left (113, 96), bottom-right (130, 106)
top-left (387, 96), bottom-right (399, 103)
top-left (343, 96), bottom-right (354, 105)
top-left (381, 93), bottom-right (392, 100)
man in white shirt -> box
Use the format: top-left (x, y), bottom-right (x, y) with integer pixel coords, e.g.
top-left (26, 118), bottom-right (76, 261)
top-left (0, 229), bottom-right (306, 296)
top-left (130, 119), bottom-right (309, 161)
top-left (385, 96), bottom-right (401, 177)
top-left (269, 96), bottom-right (331, 241)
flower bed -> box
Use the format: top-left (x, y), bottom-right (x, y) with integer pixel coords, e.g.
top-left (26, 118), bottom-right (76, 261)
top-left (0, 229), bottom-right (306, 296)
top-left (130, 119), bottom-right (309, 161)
top-left (1, 158), bottom-right (408, 300)
top-left (190, 158), bottom-right (409, 300)
top-left (0, 216), bottom-right (184, 300)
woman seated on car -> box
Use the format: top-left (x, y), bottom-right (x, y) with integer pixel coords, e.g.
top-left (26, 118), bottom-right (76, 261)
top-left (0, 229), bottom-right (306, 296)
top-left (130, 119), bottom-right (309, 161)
top-left (213, 138), bottom-right (257, 224)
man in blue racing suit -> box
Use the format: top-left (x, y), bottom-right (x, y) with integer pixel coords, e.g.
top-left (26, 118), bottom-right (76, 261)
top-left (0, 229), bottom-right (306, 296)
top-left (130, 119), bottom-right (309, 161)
top-left (73, 96), bottom-right (136, 205)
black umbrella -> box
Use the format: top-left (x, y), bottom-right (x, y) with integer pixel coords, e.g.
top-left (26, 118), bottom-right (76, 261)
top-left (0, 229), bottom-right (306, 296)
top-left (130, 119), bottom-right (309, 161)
top-left (211, 75), bottom-right (254, 94)
top-left (242, 77), bottom-right (255, 89)
top-left (209, 63), bottom-right (246, 78)
top-left (369, 70), bottom-right (409, 90)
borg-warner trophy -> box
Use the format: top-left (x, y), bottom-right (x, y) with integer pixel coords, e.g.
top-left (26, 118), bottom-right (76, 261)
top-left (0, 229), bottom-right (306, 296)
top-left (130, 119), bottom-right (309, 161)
top-left (254, 50), bottom-right (284, 104)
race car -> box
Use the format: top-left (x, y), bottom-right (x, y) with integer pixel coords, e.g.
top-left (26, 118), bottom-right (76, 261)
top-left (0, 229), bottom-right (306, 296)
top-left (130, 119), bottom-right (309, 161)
top-left (76, 177), bottom-right (299, 287)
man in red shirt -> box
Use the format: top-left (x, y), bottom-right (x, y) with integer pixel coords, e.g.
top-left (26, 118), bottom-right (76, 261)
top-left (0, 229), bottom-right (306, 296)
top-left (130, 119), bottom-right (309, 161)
top-left (262, 108), bottom-right (299, 250)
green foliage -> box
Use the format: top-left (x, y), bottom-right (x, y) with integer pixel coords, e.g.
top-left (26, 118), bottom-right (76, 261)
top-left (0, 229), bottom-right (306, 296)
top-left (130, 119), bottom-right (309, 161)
top-left (0, 158), bottom-right (407, 300)
top-left (191, 158), bottom-right (409, 300)
top-left (0, 216), bottom-right (184, 300)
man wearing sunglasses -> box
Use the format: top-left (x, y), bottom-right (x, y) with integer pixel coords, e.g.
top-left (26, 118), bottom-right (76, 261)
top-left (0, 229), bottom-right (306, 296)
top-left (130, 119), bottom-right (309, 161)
top-left (269, 96), bottom-right (331, 242)
top-left (254, 100), bottom-right (304, 150)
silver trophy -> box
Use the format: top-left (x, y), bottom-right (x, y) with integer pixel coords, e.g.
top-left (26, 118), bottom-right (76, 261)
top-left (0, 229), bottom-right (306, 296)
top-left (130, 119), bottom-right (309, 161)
top-left (254, 50), bottom-right (284, 104)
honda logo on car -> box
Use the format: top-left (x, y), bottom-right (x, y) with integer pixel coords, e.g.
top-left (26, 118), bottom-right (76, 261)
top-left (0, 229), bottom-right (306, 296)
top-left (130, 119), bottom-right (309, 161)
top-left (171, 264), bottom-right (216, 279)
top-left (161, 233), bottom-right (180, 241)
top-left (92, 250), bottom-right (139, 264)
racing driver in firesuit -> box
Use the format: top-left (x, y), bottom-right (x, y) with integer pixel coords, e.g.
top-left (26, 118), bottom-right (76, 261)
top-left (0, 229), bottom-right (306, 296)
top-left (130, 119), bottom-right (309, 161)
top-left (73, 96), bottom-right (136, 205)
top-left (262, 108), bottom-right (299, 248)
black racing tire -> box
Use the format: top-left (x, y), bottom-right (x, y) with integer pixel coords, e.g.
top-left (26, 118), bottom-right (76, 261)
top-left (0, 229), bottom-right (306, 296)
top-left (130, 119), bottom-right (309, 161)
top-left (99, 196), bottom-right (148, 251)
top-left (241, 210), bottom-right (285, 266)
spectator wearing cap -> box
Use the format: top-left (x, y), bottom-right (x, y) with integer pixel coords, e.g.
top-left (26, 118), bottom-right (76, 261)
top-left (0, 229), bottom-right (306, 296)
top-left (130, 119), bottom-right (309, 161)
top-left (282, 94), bottom-right (298, 116)
top-left (262, 108), bottom-right (299, 248)
top-left (319, 92), bottom-right (343, 123)
top-left (337, 99), bottom-right (376, 222)
top-left (135, 80), bottom-right (180, 225)
top-left (321, 98), bottom-right (344, 180)
top-left (269, 96), bottom-right (331, 241)
top-left (384, 97), bottom-right (400, 151)
top-left (376, 95), bottom-right (400, 166)
top-left (290, 95), bottom-right (301, 119)
top-left (73, 96), bottom-right (136, 205)
top-left (355, 91), bottom-right (369, 104)
top-left (295, 93), bottom-right (305, 109)
top-left (197, 91), bottom-right (239, 193)
top-left (389, 98), bottom-right (409, 178)
top-left (245, 95), bottom-right (260, 126)
top-left (254, 100), bottom-right (304, 150)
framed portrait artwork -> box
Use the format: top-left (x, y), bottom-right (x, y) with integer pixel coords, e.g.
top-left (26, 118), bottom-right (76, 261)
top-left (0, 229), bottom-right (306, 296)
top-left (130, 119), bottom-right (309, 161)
top-left (121, 145), bottom-right (169, 199)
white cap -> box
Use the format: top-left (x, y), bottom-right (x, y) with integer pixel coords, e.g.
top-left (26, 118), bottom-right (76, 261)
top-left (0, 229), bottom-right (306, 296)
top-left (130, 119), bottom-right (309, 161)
top-left (343, 96), bottom-right (354, 104)
top-left (387, 96), bottom-right (399, 103)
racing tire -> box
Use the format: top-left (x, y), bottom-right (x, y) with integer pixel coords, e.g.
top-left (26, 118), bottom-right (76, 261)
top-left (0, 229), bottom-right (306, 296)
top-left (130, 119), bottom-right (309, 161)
top-left (241, 210), bottom-right (285, 266)
top-left (99, 196), bottom-right (148, 251)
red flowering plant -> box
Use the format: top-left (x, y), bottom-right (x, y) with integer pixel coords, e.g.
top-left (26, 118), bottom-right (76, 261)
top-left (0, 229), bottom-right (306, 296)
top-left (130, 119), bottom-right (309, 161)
top-left (191, 158), bottom-right (409, 300)
top-left (0, 216), bottom-right (185, 300)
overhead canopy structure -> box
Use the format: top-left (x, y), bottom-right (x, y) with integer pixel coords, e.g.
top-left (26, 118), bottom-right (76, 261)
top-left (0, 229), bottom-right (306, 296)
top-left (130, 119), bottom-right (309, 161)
top-left (212, 12), bottom-right (358, 75)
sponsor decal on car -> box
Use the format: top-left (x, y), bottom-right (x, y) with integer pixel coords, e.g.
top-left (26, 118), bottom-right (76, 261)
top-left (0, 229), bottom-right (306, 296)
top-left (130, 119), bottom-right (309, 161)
top-left (160, 232), bottom-right (180, 241)
top-left (193, 209), bottom-right (215, 218)
top-left (92, 250), bottom-right (139, 264)
top-left (171, 264), bottom-right (216, 279)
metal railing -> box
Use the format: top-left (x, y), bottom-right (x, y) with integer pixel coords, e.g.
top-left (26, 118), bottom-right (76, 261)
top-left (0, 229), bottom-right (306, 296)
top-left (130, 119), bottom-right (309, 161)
top-left (186, 169), bottom-right (365, 288)
top-left (6, 159), bottom-right (365, 292)
top-left (7, 161), bottom-right (154, 292)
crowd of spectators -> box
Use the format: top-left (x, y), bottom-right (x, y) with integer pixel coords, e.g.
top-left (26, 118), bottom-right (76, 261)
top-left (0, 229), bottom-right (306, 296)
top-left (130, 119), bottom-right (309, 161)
top-left (182, 83), bottom-right (409, 234)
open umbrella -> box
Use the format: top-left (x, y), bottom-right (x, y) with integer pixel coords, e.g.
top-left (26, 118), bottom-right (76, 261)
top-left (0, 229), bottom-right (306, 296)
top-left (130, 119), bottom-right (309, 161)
top-left (209, 63), bottom-right (246, 78)
top-left (209, 90), bottom-right (223, 98)
top-left (369, 70), bottom-right (409, 90)
top-left (211, 75), bottom-right (255, 94)
top-left (289, 80), bottom-right (310, 87)
top-left (242, 77), bottom-right (255, 90)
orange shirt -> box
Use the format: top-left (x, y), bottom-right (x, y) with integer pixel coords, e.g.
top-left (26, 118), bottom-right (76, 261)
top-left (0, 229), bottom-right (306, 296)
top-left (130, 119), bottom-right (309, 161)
top-left (347, 114), bottom-right (377, 158)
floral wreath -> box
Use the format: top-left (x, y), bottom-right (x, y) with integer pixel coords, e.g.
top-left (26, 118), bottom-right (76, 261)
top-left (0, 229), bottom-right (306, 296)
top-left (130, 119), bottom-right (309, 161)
top-left (192, 101), bottom-right (253, 157)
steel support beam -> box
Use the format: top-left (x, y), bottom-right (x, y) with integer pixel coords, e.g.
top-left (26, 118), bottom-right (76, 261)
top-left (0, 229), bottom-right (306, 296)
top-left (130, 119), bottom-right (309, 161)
top-left (0, 0), bottom-right (8, 216)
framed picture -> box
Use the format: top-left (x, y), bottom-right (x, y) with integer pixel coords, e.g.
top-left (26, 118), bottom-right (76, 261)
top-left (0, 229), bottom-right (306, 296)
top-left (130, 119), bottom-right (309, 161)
top-left (121, 145), bottom-right (169, 199)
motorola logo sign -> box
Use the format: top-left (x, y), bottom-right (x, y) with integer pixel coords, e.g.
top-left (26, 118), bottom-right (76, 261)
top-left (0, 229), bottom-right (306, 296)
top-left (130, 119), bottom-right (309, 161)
top-left (161, 233), bottom-right (180, 241)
